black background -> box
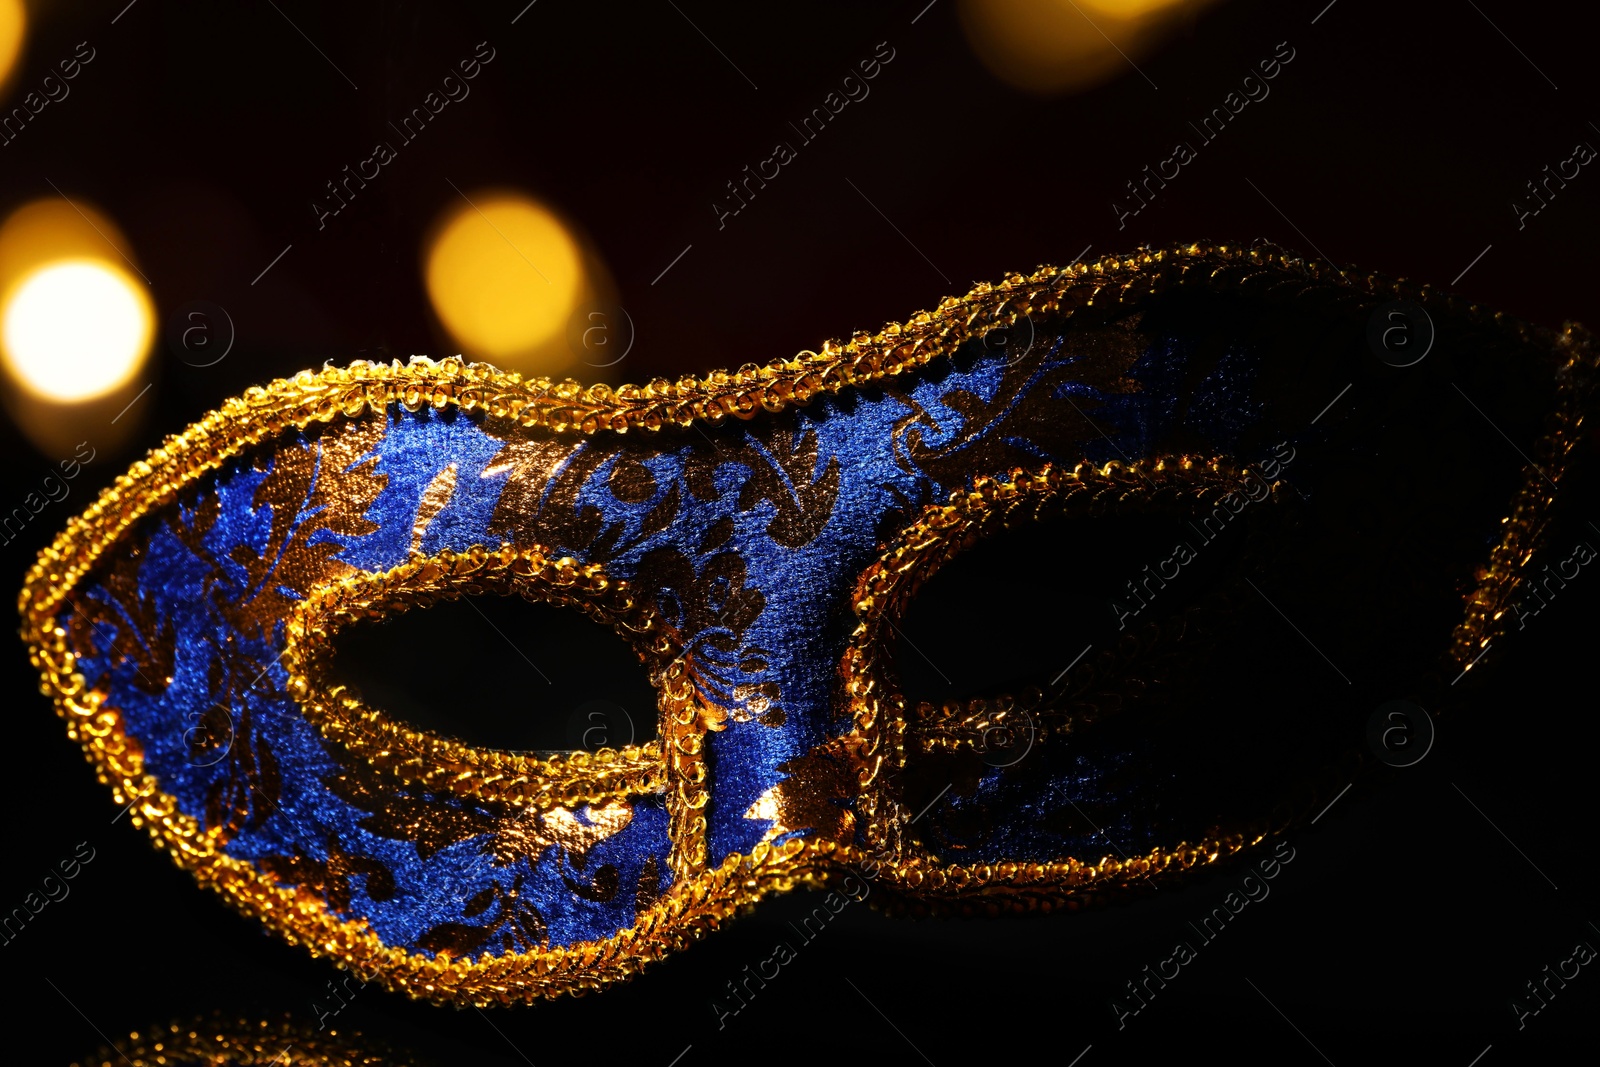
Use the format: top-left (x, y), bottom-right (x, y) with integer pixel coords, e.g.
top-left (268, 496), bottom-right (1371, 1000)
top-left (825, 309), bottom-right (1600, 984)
top-left (3, 1), bottom-right (1597, 1063)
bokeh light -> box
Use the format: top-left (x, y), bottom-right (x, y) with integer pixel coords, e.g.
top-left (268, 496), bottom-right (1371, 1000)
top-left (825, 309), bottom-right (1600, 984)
top-left (0, 196), bottom-right (155, 454)
top-left (959, 0), bottom-right (1210, 96)
top-left (425, 192), bottom-right (601, 377)
top-left (1080, 0), bottom-right (1187, 14)
top-left (0, 0), bottom-right (24, 93)
top-left (2, 259), bottom-right (152, 401)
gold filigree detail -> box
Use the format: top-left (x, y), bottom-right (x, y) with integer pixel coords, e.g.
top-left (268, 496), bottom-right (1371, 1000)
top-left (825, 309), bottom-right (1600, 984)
top-left (226, 418), bottom-right (388, 642)
top-left (490, 800), bottom-right (634, 866)
top-left (743, 736), bottom-right (864, 843)
top-left (410, 463), bottom-right (457, 553)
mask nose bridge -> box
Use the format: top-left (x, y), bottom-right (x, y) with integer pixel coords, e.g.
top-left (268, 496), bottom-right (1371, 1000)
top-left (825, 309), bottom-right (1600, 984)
top-left (680, 542), bottom-right (858, 871)
top-left (670, 413), bottom-right (916, 872)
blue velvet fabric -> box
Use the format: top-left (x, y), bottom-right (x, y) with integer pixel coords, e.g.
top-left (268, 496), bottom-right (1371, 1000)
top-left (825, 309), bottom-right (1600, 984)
top-left (63, 324), bottom-right (1285, 956)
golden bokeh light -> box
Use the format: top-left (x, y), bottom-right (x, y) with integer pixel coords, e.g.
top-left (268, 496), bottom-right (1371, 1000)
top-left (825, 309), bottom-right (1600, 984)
top-left (0, 0), bottom-right (24, 93)
top-left (425, 192), bottom-right (600, 377)
top-left (959, 0), bottom-right (1213, 96)
top-left (0, 196), bottom-right (155, 455)
top-left (2, 259), bottom-right (152, 401)
top-left (1079, 0), bottom-right (1188, 15)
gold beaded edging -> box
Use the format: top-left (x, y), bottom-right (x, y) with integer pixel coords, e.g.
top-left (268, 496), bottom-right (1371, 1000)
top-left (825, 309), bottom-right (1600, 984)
top-left (19, 490), bottom-right (1269, 1003)
top-left (37, 603), bottom-right (799, 1003)
top-left (841, 455), bottom-right (1290, 864)
top-left (1449, 325), bottom-right (1596, 678)
top-left (18, 240), bottom-right (1563, 633)
top-left (897, 455), bottom-right (1286, 758)
top-left (70, 1016), bottom-right (423, 1067)
top-left (283, 542), bottom-right (730, 882)
top-left (16, 242), bottom-right (1590, 1002)
top-left (286, 544), bottom-right (668, 809)
top-left (51, 668), bottom-right (1255, 1003)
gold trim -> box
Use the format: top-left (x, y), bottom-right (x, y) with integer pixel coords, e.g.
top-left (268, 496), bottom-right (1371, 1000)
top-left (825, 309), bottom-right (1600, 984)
top-left (663, 666), bottom-right (715, 883)
top-left (896, 454), bottom-right (1294, 758)
top-left (1450, 324), bottom-right (1596, 677)
top-left (71, 1016), bottom-right (426, 1067)
top-left (59, 666), bottom-right (1251, 1003)
top-left (841, 455), bottom-right (1289, 861)
top-left (19, 241), bottom-right (1559, 630)
top-left (286, 544), bottom-right (668, 809)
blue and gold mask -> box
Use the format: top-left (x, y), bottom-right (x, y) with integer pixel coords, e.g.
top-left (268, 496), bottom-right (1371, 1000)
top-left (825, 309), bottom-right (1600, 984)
top-left (20, 244), bottom-right (1594, 1003)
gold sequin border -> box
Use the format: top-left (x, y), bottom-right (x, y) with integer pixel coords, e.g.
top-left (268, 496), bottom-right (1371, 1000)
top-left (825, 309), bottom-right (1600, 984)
top-left (30, 593), bottom-right (1263, 1003)
top-left (18, 241), bottom-right (1568, 637)
top-left (286, 544), bottom-right (669, 810)
top-left (841, 455), bottom-right (1289, 860)
top-left (283, 537), bottom-right (720, 881)
top-left (70, 1016), bottom-right (421, 1067)
top-left (1448, 325), bottom-right (1596, 679)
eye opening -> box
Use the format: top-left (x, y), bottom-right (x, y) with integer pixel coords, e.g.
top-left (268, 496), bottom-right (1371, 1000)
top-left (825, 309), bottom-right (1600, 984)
top-left (896, 508), bottom-right (1257, 758)
top-left (285, 542), bottom-right (681, 809)
top-left (842, 456), bottom-right (1288, 857)
top-left (326, 591), bottom-right (661, 754)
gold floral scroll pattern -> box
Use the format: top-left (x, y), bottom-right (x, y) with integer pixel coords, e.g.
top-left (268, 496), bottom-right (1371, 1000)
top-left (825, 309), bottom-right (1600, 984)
top-left (476, 429), bottom-right (806, 733)
top-left (481, 420), bottom-right (839, 558)
top-left (64, 420), bottom-right (391, 845)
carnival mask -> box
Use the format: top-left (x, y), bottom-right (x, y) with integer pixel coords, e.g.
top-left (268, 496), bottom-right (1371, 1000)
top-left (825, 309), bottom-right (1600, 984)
top-left (20, 243), bottom-right (1594, 1003)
